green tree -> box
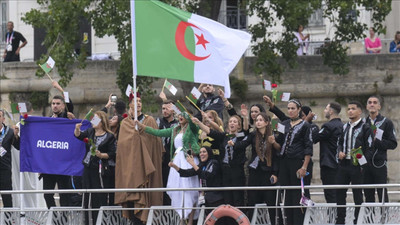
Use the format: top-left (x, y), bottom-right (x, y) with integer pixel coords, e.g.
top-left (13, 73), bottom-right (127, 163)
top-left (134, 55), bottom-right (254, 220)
top-left (22, 0), bottom-right (91, 87)
top-left (23, 0), bottom-right (392, 95)
top-left (247, 0), bottom-right (392, 82)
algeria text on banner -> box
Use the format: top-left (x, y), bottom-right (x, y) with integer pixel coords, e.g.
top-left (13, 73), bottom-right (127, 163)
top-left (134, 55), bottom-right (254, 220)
top-left (20, 116), bottom-right (91, 176)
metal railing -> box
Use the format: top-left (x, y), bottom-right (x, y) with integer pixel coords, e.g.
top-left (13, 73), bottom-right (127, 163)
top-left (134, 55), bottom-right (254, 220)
top-left (1, 184), bottom-right (400, 224)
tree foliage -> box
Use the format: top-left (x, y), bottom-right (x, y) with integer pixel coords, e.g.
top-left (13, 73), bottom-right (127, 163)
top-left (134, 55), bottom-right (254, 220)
top-left (247, 0), bottom-right (392, 82)
top-left (22, 0), bottom-right (392, 95)
top-left (22, 0), bottom-right (91, 87)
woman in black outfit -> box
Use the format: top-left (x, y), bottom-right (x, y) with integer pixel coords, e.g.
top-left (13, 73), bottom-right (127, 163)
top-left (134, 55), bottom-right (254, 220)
top-left (74, 111), bottom-right (116, 225)
top-left (267, 98), bottom-right (313, 225)
top-left (192, 115), bottom-right (246, 207)
top-left (233, 112), bottom-right (280, 224)
top-left (106, 114), bottom-right (123, 205)
top-left (169, 146), bottom-right (223, 212)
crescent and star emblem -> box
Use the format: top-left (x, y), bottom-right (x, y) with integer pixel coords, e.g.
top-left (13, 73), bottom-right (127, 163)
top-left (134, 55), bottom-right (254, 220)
top-left (175, 21), bottom-right (211, 61)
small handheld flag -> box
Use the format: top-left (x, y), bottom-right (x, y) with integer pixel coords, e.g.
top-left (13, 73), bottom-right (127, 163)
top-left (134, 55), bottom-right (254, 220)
top-left (40, 56), bottom-right (55, 74)
top-left (164, 79), bottom-right (178, 95)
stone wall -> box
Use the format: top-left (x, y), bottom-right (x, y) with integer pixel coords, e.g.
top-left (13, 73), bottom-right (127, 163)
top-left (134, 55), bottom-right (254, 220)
top-left (1, 54), bottom-right (399, 195)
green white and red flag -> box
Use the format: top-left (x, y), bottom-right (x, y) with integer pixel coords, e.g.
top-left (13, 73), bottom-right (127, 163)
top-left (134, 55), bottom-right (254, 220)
top-left (164, 79), bottom-right (178, 95)
top-left (131, 0), bottom-right (251, 98)
top-left (187, 87), bottom-right (202, 104)
top-left (40, 56), bottom-right (55, 73)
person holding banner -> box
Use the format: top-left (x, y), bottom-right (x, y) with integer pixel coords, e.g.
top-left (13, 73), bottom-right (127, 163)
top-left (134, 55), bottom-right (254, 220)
top-left (74, 111), bottom-right (116, 225)
top-left (0, 109), bottom-right (20, 207)
top-left (136, 110), bottom-right (201, 225)
top-left (42, 93), bottom-right (75, 208)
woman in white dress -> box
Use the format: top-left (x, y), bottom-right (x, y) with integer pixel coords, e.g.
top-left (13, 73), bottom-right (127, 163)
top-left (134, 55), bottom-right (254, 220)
top-left (137, 111), bottom-right (200, 225)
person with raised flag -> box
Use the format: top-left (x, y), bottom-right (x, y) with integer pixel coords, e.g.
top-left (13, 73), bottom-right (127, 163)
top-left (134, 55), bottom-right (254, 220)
top-left (136, 107), bottom-right (201, 225)
top-left (0, 109), bottom-right (20, 208)
top-left (40, 80), bottom-right (77, 208)
top-left (115, 92), bottom-right (164, 225)
top-left (155, 99), bottom-right (178, 206)
top-left (74, 111), bottom-right (116, 225)
top-left (194, 84), bottom-right (224, 121)
top-left (191, 113), bottom-right (247, 211)
top-left (229, 112), bottom-right (280, 224)
top-left (130, 0), bottom-right (251, 99)
top-left (198, 110), bottom-right (224, 157)
top-left (265, 97), bottom-right (313, 225)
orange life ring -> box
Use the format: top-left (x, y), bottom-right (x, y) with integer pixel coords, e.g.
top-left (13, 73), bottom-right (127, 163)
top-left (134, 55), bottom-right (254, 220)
top-left (204, 204), bottom-right (250, 225)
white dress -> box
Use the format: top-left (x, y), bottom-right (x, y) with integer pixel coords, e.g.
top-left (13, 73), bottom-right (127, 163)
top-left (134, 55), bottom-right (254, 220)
top-left (167, 133), bottom-right (200, 219)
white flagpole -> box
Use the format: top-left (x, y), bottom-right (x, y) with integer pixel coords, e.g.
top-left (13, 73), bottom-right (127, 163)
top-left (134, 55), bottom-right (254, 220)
top-left (131, 0), bottom-right (138, 128)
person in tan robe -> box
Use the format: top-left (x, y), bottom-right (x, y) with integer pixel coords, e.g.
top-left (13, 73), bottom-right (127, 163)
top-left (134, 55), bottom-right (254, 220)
top-left (115, 93), bottom-right (164, 224)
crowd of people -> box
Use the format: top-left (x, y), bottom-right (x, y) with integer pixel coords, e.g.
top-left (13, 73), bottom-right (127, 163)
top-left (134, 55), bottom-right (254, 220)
top-left (0, 80), bottom-right (397, 225)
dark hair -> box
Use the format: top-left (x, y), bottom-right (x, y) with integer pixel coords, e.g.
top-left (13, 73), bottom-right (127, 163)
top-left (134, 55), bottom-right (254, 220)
top-left (329, 102), bottom-right (341, 115)
top-left (348, 101), bottom-right (363, 110)
top-left (288, 99), bottom-right (302, 108)
top-left (114, 100), bottom-right (126, 116)
top-left (301, 106), bottom-right (312, 117)
top-left (367, 95), bottom-right (382, 105)
top-left (52, 95), bottom-right (65, 103)
top-left (249, 104), bottom-right (266, 125)
top-left (198, 146), bottom-right (214, 167)
top-left (162, 100), bottom-right (175, 105)
top-left (395, 31), bottom-right (400, 43)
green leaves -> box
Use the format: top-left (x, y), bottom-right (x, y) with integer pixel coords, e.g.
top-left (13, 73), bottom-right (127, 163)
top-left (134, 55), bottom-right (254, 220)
top-left (22, 0), bottom-right (91, 87)
top-left (248, 0), bottom-right (391, 82)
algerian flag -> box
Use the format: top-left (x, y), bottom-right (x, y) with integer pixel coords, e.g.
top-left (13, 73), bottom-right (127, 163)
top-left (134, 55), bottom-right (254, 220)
top-left (280, 92), bottom-right (291, 102)
top-left (187, 87), bottom-right (201, 104)
top-left (131, 0), bottom-right (251, 98)
top-left (263, 80), bottom-right (271, 91)
top-left (40, 56), bottom-right (55, 73)
top-left (164, 80), bottom-right (178, 95)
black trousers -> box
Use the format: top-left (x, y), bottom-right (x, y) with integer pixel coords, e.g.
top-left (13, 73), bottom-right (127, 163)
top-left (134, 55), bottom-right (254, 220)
top-left (222, 164), bottom-right (245, 207)
top-left (247, 167), bottom-right (277, 225)
top-left (104, 166), bottom-right (116, 206)
top-left (363, 164), bottom-right (389, 203)
top-left (320, 166), bottom-right (337, 203)
top-left (335, 160), bottom-right (364, 225)
top-left (278, 157), bottom-right (305, 225)
top-left (42, 174), bottom-right (71, 208)
top-left (0, 169), bottom-right (13, 207)
top-left (162, 163), bottom-right (171, 205)
top-left (82, 167), bottom-right (109, 225)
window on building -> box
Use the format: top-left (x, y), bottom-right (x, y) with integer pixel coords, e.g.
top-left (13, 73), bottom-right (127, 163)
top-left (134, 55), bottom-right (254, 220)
top-left (222, 0), bottom-right (247, 30)
top-left (308, 9), bottom-right (324, 27)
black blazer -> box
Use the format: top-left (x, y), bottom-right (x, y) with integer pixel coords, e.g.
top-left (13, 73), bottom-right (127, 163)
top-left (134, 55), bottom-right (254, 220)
top-left (76, 127), bottom-right (116, 169)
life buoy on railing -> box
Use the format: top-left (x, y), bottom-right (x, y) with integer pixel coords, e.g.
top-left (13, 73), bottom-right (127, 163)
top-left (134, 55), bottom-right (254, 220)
top-left (203, 204), bottom-right (250, 225)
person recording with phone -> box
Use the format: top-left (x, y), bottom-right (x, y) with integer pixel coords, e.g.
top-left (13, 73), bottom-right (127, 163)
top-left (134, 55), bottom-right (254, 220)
top-left (102, 93), bottom-right (126, 117)
top-left (135, 110), bottom-right (200, 225)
